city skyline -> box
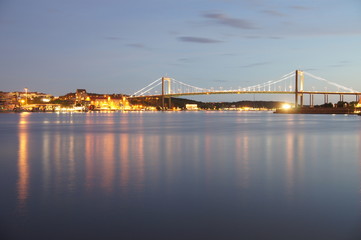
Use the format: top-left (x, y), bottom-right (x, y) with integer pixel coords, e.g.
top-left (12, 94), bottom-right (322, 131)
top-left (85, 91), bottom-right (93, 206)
top-left (1, 0), bottom-right (360, 102)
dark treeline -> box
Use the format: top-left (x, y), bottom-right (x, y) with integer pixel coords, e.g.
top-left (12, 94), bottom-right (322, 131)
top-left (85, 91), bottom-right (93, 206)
top-left (129, 97), bottom-right (285, 109)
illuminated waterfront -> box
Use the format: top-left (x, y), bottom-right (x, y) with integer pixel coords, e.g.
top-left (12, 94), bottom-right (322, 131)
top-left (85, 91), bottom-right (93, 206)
top-left (1, 112), bottom-right (361, 239)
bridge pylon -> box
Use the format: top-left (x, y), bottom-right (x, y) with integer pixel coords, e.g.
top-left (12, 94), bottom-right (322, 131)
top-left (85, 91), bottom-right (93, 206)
top-left (161, 77), bottom-right (172, 110)
top-left (295, 70), bottom-right (304, 108)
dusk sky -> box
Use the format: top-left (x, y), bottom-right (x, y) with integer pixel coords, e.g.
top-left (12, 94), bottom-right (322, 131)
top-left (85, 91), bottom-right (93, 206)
top-left (1, 0), bottom-right (360, 101)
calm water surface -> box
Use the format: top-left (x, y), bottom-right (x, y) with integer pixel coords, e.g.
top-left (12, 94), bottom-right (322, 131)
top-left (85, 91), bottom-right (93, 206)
top-left (1, 111), bottom-right (360, 240)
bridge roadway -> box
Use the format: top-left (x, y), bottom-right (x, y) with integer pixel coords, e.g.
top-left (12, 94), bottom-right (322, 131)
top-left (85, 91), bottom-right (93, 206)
top-left (130, 91), bottom-right (361, 98)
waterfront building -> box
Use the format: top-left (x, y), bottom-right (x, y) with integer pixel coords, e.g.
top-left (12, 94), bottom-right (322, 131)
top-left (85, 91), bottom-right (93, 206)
top-left (0, 91), bottom-right (18, 111)
top-left (356, 98), bottom-right (361, 108)
top-left (76, 89), bottom-right (87, 103)
top-left (0, 91), bottom-right (53, 111)
top-left (186, 104), bottom-right (198, 110)
top-left (89, 94), bottom-right (127, 110)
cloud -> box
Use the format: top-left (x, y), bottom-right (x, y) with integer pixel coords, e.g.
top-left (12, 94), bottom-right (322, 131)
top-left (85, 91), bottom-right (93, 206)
top-left (328, 64), bottom-right (345, 68)
top-left (267, 36), bottom-right (283, 39)
top-left (177, 58), bottom-right (194, 63)
top-left (303, 68), bottom-right (319, 72)
top-left (290, 5), bottom-right (311, 11)
top-left (126, 43), bottom-right (146, 48)
top-left (243, 35), bottom-right (283, 39)
top-left (328, 61), bottom-right (350, 68)
top-left (105, 37), bottom-right (123, 41)
top-left (240, 62), bottom-right (270, 68)
top-left (168, 30), bottom-right (179, 35)
top-left (178, 36), bottom-right (223, 43)
top-left (244, 35), bottom-right (262, 39)
top-left (219, 53), bottom-right (238, 56)
top-left (203, 12), bottom-right (257, 29)
top-left (262, 10), bottom-right (286, 17)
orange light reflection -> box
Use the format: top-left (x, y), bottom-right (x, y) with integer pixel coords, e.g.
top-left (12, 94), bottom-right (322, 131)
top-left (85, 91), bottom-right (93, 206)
top-left (85, 133), bottom-right (95, 192)
top-left (119, 133), bottom-right (130, 191)
top-left (102, 133), bottom-right (115, 193)
top-left (238, 135), bottom-right (250, 189)
top-left (17, 113), bottom-right (30, 212)
top-left (134, 134), bottom-right (145, 191)
top-left (285, 132), bottom-right (295, 201)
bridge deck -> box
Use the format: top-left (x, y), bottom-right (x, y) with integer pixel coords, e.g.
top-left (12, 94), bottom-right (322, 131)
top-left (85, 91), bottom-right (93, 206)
top-left (130, 91), bottom-right (361, 98)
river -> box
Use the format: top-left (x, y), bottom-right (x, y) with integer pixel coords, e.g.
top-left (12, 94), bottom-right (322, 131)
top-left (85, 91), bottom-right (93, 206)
top-left (1, 111), bottom-right (360, 239)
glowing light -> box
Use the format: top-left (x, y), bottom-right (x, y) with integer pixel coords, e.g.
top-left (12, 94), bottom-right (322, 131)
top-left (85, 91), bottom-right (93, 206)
top-left (282, 104), bottom-right (292, 110)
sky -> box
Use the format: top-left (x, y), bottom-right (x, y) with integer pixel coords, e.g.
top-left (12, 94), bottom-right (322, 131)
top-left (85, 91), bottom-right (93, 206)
top-left (1, 0), bottom-right (361, 102)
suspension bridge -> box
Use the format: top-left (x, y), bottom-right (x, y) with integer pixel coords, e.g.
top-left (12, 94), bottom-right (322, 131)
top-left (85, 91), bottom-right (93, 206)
top-left (130, 70), bottom-right (360, 109)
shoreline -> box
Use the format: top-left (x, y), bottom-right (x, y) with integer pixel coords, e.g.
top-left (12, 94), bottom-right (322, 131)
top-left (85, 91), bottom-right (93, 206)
top-left (274, 107), bottom-right (356, 114)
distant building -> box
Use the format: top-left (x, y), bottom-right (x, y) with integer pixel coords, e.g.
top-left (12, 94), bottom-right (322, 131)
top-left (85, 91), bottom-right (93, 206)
top-left (185, 104), bottom-right (198, 110)
top-left (0, 91), bottom-right (53, 111)
top-left (0, 92), bottom-right (18, 110)
top-left (89, 94), bottom-right (126, 110)
top-left (76, 89), bottom-right (87, 103)
top-left (356, 98), bottom-right (361, 108)
top-left (14, 91), bottom-right (52, 101)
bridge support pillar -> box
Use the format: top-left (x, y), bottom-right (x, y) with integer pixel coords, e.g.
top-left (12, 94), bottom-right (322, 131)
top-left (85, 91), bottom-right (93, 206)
top-left (161, 77), bottom-right (172, 110)
top-left (161, 78), bottom-right (165, 110)
top-left (324, 94), bottom-right (329, 104)
top-left (356, 95), bottom-right (360, 102)
top-left (295, 70), bottom-right (298, 107)
top-left (309, 94), bottom-right (314, 108)
top-left (295, 70), bottom-right (304, 108)
top-left (339, 94), bottom-right (344, 102)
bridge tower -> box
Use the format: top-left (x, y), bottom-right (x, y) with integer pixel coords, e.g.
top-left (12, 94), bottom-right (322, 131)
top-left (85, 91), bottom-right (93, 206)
top-left (295, 70), bottom-right (304, 108)
top-left (161, 77), bottom-right (172, 110)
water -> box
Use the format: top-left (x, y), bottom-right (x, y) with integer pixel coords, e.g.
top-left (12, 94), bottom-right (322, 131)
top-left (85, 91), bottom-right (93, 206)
top-left (1, 111), bottom-right (360, 240)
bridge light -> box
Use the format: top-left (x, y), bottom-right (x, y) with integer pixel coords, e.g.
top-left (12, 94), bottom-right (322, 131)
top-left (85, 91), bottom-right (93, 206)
top-left (282, 104), bottom-right (292, 110)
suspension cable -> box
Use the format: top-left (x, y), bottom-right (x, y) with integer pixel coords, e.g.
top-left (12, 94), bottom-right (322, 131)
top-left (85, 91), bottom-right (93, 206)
top-left (303, 72), bottom-right (358, 93)
top-left (132, 78), bottom-right (161, 96)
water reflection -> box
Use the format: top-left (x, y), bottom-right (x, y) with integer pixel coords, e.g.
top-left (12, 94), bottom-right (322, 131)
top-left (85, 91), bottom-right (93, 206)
top-left (203, 133), bottom-right (212, 185)
top-left (285, 132), bottom-right (295, 201)
top-left (85, 130), bottom-right (95, 191)
top-left (17, 113), bottom-right (30, 213)
top-left (239, 135), bottom-right (250, 189)
top-left (135, 134), bottom-right (145, 190)
top-left (67, 134), bottom-right (76, 193)
top-left (4, 112), bottom-right (361, 239)
top-left (82, 117), bottom-right (147, 195)
top-left (15, 113), bottom-right (361, 207)
top-left (359, 133), bottom-right (361, 211)
top-left (119, 133), bottom-right (130, 191)
top-left (102, 133), bottom-right (115, 193)
top-left (42, 129), bottom-right (50, 196)
top-left (54, 131), bottom-right (62, 195)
